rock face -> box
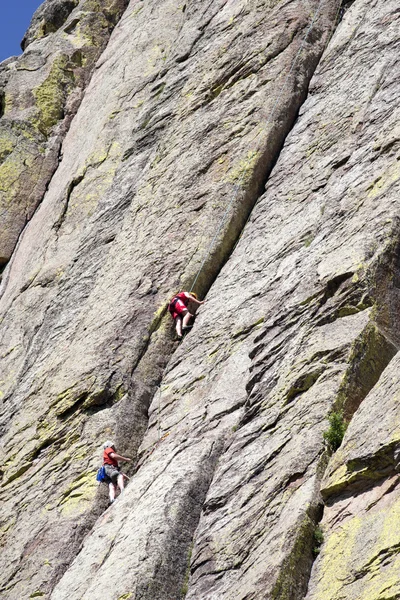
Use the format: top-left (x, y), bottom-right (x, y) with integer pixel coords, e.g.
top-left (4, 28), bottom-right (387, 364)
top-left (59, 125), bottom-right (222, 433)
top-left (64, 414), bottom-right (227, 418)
top-left (1, 0), bottom-right (399, 599)
top-left (0, 0), bottom-right (127, 266)
top-left (302, 5), bottom-right (400, 597)
top-left (306, 354), bottom-right (400, 600)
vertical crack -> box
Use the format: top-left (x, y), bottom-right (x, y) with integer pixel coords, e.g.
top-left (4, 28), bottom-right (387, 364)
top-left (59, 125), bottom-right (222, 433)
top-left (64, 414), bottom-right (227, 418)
top-left (1, 2), bottom-right (350, 598)
top-left (0, 92), bottom-right (5, 119)
top-left (299, 237), bottom-right (400, 598)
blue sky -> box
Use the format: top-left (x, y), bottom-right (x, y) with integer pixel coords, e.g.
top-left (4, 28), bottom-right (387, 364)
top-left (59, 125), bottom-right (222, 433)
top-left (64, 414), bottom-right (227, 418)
top-left (0, 0), bottom-right (44, 62)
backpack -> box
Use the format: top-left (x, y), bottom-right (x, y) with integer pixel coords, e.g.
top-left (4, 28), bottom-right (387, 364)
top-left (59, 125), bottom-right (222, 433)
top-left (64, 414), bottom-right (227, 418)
top-left (96, 466), bottom-right (107, 482)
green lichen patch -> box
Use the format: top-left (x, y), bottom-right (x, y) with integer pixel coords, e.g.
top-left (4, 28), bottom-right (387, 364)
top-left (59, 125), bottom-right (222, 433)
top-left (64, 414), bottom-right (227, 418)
top-left (366, 162), bottom-right (400, 198)
top-left (180, 542), bottom-right (194, 598)
top-left (322, 441), bottom-right (398, 500)
top-left (58, 471), bottom-right (98, 516)
top-left (32, 55), bottom-right (75, 136)
top-left (299, 291), bottom-right (321, 306)
top-left (311, 514), bottom-right (362, 600)
top-left (336, 305), bottom-right (363, 318)
top-left (335, 322), bottom-right (397, 419)
top-left (0, 134), bottom-right (36, 198)
top-left (1, 462), bottom-right (32, 487)
top-left (130, 4), bottom-right (144, 18)
top-left (285, 367), bottom-right (324, 404)
top-left (232, 317), bottom-right (264, 339)
top-left (51, 386), bottom-right (84, 416)
top-left (0, 515), bottom-right (16, 541)
top-left (271, 512), bottom-right (316, 600)
top-left (54, 386), bottom-right (113, 418)
top-left (149, 302), bottom-right (168, 335)
top-left (113, 386), bottom-right (127, 404)
top-left (182, 374), bottom-right (206, 396)
top-left (311, 497), bottom-right (400, 600)
top-left (38, 19), bottom-right (59, 40)
top-left (210, 83), bottom-right (224, 100)
top-left (0, 133), bottom-right (16, 163)
top-left (0, 154), bottom-right (23, 192)
top-left (226, 150), bottom-right (261, 187)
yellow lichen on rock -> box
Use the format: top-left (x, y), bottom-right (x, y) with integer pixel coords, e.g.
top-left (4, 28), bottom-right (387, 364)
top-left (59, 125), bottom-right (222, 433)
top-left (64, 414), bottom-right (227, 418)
top-left (33, 55), bottom-right (74, 136)
top-left (58, 471), bottom-right (98, 516)
top-left (366, 162), bottom-right (400, 199)
top-left (226, 150), bottom-right (261, 186)
top-left (0, 134), bottom-right (16, 161)
top-left (0, 157), bottom-right (23, 193)
top-left (310, 515), bottom-right (362, 600)
top-left (311, 496), bottom-right (400, 600)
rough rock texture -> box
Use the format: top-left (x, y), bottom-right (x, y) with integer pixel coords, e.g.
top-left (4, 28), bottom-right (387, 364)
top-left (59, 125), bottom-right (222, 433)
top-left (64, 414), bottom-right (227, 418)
top-left (1, 0), bottom-right (400, 599)
top-left (0, 0), bottom-right (127, 266)
top-left (180, 3), bottom-right (400, 598)
top-left (22, 0), bottom-right (81, 50)
top-left (0, 0), bottom-right (339, 598)
top-left (303, 5), bottom-right (400, 597)
top-left (50, 1), bottom-right (400, 600)
top-left (305, 354), bottom-right (400, 600)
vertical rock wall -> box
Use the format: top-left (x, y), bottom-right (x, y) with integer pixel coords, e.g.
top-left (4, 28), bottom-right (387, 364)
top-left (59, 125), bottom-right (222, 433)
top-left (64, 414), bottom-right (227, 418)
top-left (306, 353), bottom-right (400, 600)
top-left (48, 1), bottom-right (400, 600)
top-left (183, 2), bottom-right (400, 598)
top-left (0, 0), bottom-right (340, 598)
top-left (304, 5), bottom-right (400, 597)
top-left (0, 0), bottom-right (128, 267)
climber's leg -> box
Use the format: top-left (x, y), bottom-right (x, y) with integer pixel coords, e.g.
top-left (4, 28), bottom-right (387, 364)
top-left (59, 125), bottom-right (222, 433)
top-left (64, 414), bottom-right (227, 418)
top-left (109, 482), bottom-right (116, 503)
top-left (182, 311), bottom-right (193, 330)
top-left (117, 472), bottom-right (125, 493)
top-left (175, 315), bottom-right (184, 338)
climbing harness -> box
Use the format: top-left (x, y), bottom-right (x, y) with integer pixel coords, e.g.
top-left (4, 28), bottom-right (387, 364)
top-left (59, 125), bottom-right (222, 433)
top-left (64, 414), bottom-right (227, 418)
top-left (189, 0), bottom-right (342, 293)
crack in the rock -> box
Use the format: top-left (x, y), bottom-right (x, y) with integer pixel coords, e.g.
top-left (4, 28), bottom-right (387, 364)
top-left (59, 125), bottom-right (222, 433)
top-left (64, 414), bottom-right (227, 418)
top-left (301, 231), bottom-right (400, 594)
top-left (0, 1), bottom-right (350, 597)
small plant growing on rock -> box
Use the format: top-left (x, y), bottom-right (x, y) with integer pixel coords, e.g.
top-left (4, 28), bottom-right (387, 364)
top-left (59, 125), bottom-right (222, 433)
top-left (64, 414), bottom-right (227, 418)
top-left (323, 410), bottom-right (347, 452)
top-left (313, 525), bottom-right (324, 556)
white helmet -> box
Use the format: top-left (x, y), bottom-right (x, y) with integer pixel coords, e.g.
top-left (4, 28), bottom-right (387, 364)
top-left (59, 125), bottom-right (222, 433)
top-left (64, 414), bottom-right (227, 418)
top-left (103, 440), bottom-right (115, 449)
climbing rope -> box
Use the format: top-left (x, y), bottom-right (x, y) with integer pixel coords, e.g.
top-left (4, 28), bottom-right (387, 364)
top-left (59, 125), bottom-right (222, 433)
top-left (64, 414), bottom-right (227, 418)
top-left (157, 385), bottom-right (161, 441)
top-left (151, 385), bottom-right (170, 452)
top-left (190, 0), bottom-right (340, 293)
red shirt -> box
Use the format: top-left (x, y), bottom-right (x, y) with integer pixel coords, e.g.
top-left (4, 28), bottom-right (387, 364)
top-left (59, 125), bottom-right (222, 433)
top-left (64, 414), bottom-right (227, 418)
top-left (175, 292), bottom-right (191, 304)
top-left (103, 448), bottom-right (118, 467)
top-left (169, 292), bottom-right (192, 319)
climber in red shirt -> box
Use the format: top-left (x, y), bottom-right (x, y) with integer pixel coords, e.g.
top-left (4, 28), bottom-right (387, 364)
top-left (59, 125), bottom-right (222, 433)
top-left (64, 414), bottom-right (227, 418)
top-left (103, 441), bottom-right (131, 504)
top-left (168, 291), bottom-right (205, 339)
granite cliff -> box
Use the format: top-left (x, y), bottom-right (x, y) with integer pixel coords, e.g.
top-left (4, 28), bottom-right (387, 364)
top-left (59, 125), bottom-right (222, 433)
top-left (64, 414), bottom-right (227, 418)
top-left (0, 1), bottom-right (399, 599)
